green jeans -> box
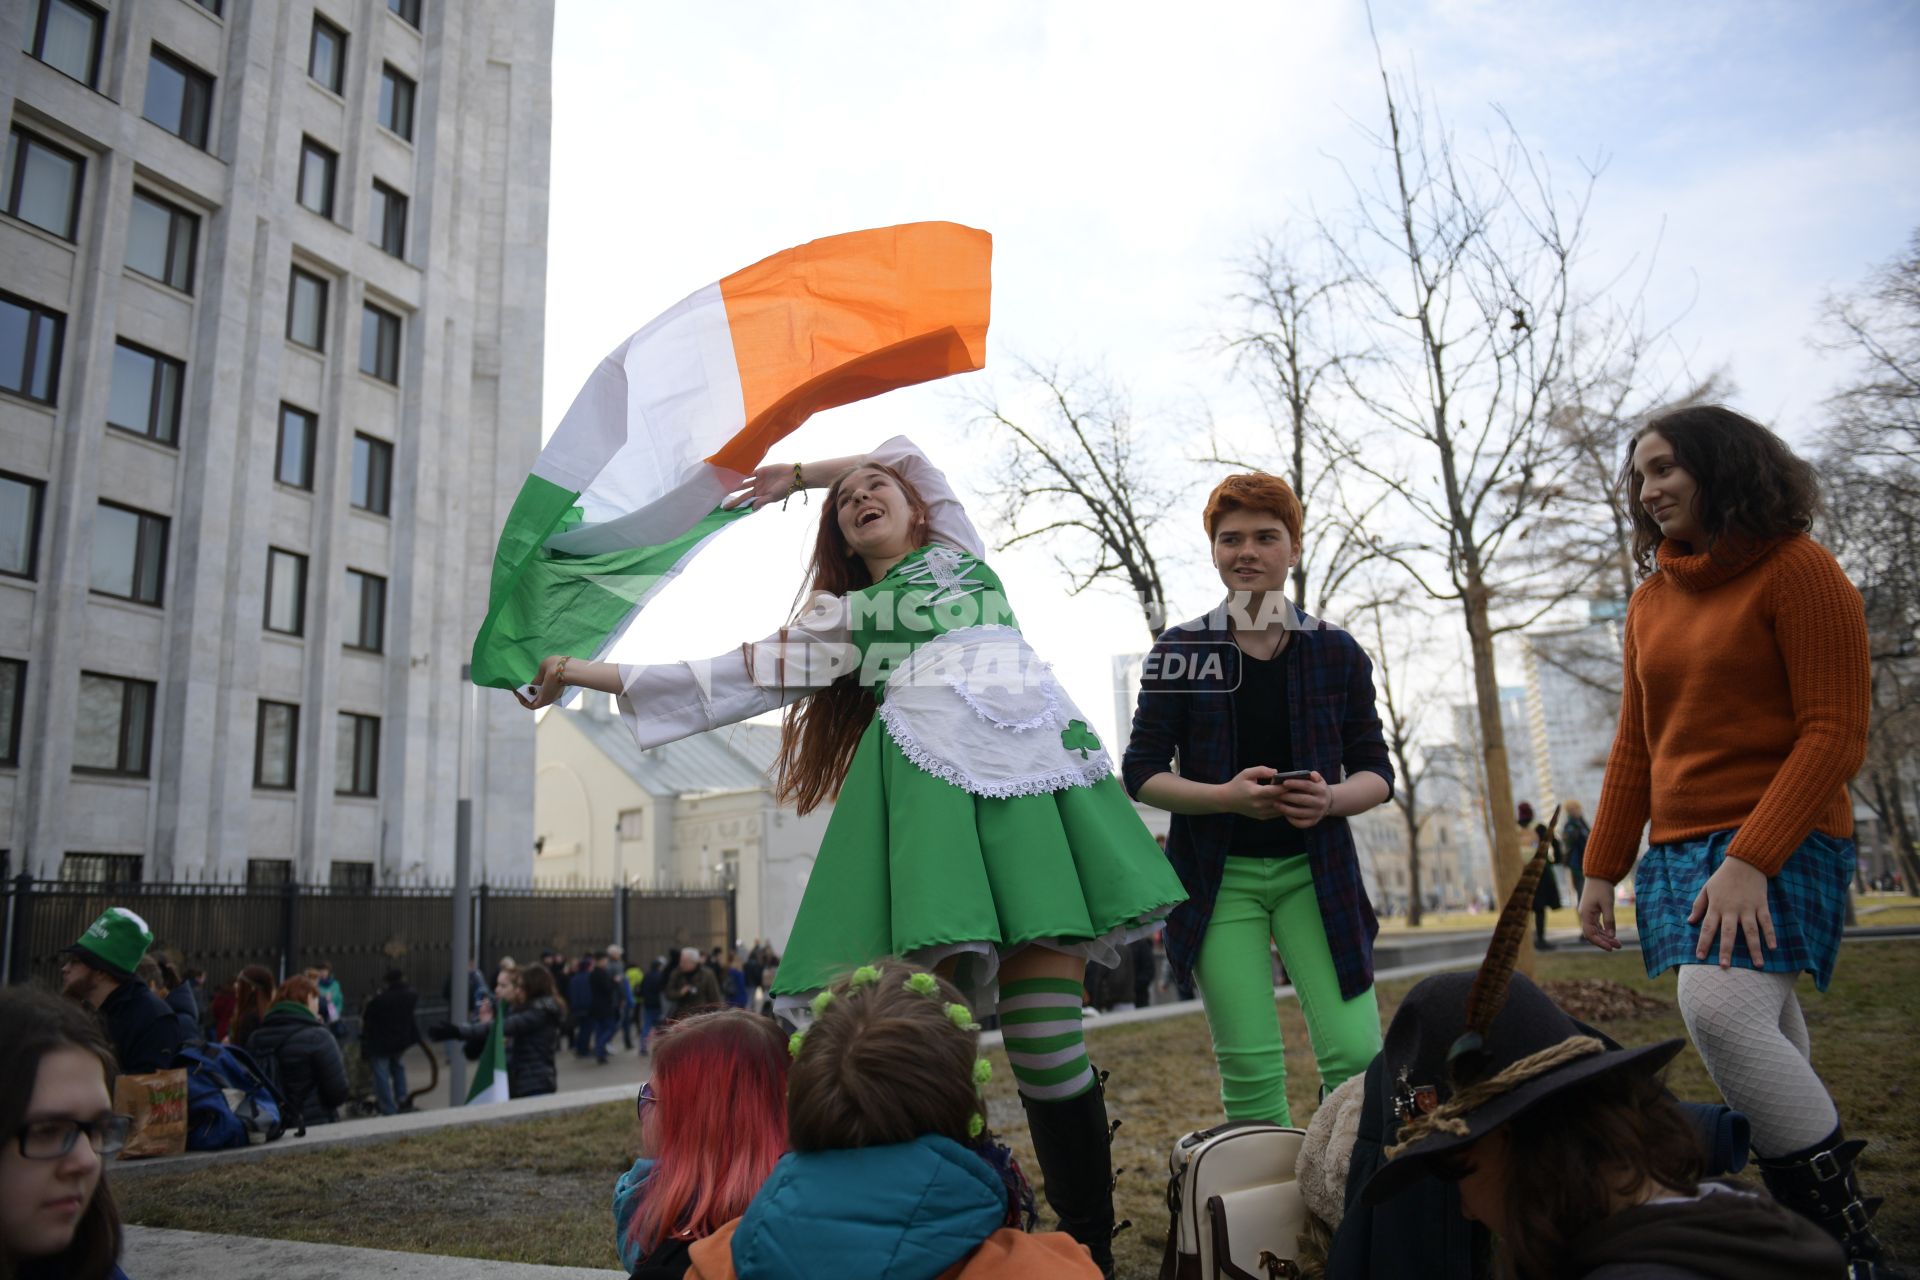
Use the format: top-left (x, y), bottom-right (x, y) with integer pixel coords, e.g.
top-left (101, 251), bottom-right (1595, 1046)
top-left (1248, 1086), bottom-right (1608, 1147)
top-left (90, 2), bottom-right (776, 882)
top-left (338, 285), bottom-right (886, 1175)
top-left (1194, 856), bottom-right (1382, 1126)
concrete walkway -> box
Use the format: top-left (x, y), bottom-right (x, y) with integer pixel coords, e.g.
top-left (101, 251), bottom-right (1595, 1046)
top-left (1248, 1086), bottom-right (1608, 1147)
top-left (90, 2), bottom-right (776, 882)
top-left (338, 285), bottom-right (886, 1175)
top-left (117, 928), bottom-right (1917, 1179)
top-left (113, 948), bottom-right (1501, 1178)
top-left (124, 1226), bottom-right (623, 1279)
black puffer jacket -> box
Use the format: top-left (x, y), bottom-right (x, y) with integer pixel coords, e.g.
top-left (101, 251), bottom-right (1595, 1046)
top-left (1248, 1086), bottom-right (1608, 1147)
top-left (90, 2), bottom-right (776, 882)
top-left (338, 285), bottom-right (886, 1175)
top-left (461, 995), bottom-right (563, 1098)
top-left (248, 1004), bottom-right (350, 1126)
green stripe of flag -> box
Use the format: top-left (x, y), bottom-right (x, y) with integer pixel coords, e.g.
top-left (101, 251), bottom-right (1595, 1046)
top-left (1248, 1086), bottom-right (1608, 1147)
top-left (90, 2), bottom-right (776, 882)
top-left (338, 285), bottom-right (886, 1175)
top-left (465, 1011), bottom-right (509, 1105)
top-left (470, 488), bottom-right (751, 690)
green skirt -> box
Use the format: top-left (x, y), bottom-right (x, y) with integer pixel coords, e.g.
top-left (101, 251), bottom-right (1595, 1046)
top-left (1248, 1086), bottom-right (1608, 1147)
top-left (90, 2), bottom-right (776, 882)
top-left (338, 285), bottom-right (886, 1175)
top-left (772, 717), bottom-right (1187, 1007)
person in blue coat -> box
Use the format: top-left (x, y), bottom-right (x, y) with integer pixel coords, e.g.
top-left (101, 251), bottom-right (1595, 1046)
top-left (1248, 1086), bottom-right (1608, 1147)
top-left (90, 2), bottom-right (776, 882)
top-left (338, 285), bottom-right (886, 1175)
top-left (681, 962), bottom-right (1100, 1280)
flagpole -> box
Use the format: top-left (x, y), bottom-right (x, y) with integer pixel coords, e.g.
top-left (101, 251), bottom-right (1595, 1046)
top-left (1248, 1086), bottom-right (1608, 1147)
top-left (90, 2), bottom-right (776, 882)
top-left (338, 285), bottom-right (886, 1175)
top-left (449, 664), bottom-right (475, 1105)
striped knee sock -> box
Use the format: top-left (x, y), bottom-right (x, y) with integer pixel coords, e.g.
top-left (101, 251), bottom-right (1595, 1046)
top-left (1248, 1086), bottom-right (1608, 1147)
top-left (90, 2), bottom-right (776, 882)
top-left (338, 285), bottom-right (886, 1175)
top-left (998, 977), bottom-right (1094, 1100)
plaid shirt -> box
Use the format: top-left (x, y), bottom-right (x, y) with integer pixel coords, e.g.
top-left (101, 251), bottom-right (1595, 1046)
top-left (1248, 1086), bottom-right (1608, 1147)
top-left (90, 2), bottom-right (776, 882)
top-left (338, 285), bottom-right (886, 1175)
top-left (1121, 603), bottom-right (1393, 1000)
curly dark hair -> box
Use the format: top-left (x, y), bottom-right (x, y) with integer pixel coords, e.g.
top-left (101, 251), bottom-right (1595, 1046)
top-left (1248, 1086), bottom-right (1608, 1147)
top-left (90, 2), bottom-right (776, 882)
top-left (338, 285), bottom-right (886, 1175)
top-left (1619, 404), bottom-right (1822, 578)
top-left (1496, 1066), bottom-right (1701, 1280)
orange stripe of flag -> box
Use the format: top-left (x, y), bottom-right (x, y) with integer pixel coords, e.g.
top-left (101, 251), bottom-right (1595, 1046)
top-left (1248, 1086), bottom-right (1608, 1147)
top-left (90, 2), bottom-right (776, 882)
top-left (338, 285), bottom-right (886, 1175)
top-left (707, 222), bottom-right (992, 473)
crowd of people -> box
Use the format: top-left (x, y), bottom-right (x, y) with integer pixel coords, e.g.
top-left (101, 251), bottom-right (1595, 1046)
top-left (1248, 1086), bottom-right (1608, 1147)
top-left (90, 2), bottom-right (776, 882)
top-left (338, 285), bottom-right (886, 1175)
top-left (3, 406), bottom-right (1898, 1279)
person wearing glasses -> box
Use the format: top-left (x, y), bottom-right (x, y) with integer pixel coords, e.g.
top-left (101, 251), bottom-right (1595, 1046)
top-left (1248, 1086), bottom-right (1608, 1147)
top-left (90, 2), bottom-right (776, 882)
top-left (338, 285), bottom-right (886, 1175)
top-left (614, 1009), bottom-right (788, 1279)
top-left (0, 988), bottom-right (132, 1280)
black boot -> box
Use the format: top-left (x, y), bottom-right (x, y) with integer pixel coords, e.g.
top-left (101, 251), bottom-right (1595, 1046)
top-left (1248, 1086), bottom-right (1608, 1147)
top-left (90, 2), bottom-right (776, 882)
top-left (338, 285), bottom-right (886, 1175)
top-left (1757, 1126), bottom-right (1899, 1278)
top-left (1020, 1079), bottom-right (1117, 1278)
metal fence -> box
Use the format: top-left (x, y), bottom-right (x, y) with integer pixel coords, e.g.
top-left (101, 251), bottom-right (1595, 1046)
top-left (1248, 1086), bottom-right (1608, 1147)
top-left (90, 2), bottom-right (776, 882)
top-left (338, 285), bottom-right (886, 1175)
top-left (1, 875), bottom-right (733, 1015)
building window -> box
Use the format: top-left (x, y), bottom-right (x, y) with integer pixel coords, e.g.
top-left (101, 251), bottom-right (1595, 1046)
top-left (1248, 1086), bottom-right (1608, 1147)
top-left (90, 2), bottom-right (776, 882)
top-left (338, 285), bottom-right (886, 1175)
top-left (370, 180), bottom-right (407, 257)
top-left (190, 0), bottom-right (223, 15)
top-left (0, 294), bottom-right (63, 404)
top-left (276, 403), bottom-right (316, 489)
top-left (61, 853), bottom-right (143, 884)
top-left (254, 699), bottom-right (298, 789)
top-left (350, 434), bottom-right (392, 515)
top-left (143, 47), bottom-right (214, 151)
top-left (377, 64), bottom-right (416, 141)
top-left (345, 569), bottom-right (386, 651)
top-left (90, 502), bottom-right (167, 605)
top-left (264, 547), bottom-right (308, 635)
top-left (30, 0), bottom-right (106, 87)
top-left (330, 860), bottom-right (373, 889)
top-left (73, 672), bottom-right (155, 775)
top-left (0, 472), bottom-right (44, 580)
top-left (308, 15), bottom-right (346, 93)
top-left (336, 712), bottom-right (379, 796)
top-left (360, 303), bottom-right (401, 383)
top-left (246, 858), bottom-right (293, 887)
top-left (2, 127), bottom-right (85, 242)
top-left (287, 268), bottom-right (327, 349)
top-left (297, 136), bottom-right (337, 218)
top-left (617, 808), bottom-right (646, 840)
top-left (107, 341), bottom-right (184, 445)
top-left (0, 658), bottom-right (23, 767)
top-left (126, 189), bottom-right (198, 292)
top-left (387, 0), bottom-right (421, 31)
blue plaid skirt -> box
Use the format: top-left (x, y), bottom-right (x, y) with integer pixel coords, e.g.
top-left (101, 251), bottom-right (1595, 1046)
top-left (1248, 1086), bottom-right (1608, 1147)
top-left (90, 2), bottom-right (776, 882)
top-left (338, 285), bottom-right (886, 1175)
top-left (1635, 828), bottom-right (1855, 991)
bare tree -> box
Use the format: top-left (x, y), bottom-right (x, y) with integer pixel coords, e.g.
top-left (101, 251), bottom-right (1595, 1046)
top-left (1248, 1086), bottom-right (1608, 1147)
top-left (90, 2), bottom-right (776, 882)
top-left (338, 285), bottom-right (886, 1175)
top-left (1211, 235), bottom-right (1374, 612)
top-left (1821, 228), bottom-right (1920, 492)
top-left (973, 361), bottom-right (1187, 642)
top-left (1307, 47), bottom-right (1617, 918)
top-left (1821, 450), bottom-right (1920, 896)
top-left (1362, 595), bottom-right (1437, 925)
top-left (1544, 308), bottom-right (1733, 607)
top-left (1818, 232), bottom-right (1920, 896)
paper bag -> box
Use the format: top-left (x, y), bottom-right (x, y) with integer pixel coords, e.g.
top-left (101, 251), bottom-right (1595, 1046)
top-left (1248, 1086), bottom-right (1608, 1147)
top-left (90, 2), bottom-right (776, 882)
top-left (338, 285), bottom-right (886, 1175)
top-left (115, 1067), bottom-right (188, 1159)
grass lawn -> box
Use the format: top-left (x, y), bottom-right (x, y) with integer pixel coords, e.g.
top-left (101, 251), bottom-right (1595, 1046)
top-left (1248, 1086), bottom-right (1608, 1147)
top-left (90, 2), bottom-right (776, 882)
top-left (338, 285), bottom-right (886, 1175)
top-left (120, 945), bottom-right (1920, 1278)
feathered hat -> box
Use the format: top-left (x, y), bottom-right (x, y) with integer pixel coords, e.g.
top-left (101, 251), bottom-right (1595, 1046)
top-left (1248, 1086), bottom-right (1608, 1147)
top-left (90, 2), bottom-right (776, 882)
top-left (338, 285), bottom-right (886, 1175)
top-left (1360, 806), bottom-right (1684, 1205)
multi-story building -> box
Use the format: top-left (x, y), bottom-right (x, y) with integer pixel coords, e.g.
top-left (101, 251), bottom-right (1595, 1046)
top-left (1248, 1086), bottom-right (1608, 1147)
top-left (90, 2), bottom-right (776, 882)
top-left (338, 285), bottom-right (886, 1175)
top-left (1520, 607), bottom-right (1625, 823)
top-left (1419, 741), bottom-right (1494, 906)
top-left (0, 0), bottom-right (552, 884)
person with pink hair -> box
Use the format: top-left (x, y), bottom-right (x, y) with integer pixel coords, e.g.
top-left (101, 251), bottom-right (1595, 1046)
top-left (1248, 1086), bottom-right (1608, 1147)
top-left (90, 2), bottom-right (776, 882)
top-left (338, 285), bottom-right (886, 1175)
top-left (613, 1010), bottom-right (789, 1278)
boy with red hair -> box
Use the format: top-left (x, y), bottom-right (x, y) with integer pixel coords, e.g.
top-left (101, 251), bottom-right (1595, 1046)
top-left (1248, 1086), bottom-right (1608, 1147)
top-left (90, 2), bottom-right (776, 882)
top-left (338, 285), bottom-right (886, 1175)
top-left (1123, 473), bottom-right (1392, 1125)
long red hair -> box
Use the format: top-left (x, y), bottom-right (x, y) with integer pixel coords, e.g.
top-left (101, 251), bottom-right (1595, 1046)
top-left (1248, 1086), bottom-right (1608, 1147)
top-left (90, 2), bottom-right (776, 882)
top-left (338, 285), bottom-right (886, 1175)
top-left (627, 1009), bottom-right (789, 1254)
top-left (773, 461), bottom-right (932, 814)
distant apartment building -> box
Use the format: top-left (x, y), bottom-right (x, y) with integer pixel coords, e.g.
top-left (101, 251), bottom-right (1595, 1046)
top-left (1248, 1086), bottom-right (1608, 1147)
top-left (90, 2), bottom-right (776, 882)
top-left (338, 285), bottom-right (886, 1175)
top-left (0, 0), bottom-right (553, 884)
top-left (1520, 607), bottom-right (1625, 822)
top-left (532, 699), bottom-right (834, 952)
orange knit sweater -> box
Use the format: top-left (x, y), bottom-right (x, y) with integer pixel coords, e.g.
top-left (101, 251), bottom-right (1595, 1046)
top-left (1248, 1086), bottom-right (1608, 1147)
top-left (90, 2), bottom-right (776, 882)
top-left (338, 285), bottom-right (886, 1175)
top-left (1583, 534), bottom-right (1870, 883)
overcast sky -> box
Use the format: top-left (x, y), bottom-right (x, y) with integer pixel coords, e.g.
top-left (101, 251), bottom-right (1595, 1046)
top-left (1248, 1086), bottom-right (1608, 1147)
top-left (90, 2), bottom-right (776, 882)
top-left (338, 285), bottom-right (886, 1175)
top-left (540, 1), bottom-right (1920, 746)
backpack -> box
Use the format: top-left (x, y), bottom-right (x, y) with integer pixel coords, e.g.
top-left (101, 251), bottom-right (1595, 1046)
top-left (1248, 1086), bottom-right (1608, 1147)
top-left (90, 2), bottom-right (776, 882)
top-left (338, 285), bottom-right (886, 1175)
top-left (177, 1043), bottom-right (302, 1150)
top-left (1160, 1120), bottom-right (1308, 1280)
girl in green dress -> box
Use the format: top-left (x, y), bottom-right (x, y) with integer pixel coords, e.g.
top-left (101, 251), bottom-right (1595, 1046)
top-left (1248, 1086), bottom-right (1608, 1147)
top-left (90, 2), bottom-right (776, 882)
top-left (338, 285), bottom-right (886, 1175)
top-left (519, 437), bottom-right (1185, 1274)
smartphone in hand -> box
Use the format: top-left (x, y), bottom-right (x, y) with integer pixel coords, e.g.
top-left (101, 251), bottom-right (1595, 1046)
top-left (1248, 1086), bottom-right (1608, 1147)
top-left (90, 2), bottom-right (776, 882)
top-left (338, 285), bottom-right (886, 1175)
top-left (1261, 769), bottom-right (1315, 786)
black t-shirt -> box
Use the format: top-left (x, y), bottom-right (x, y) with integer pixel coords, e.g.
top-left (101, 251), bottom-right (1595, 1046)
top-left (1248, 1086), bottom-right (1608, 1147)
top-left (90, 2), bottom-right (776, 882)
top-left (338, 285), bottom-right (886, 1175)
top-left (1230, 645), bottom-right (1307, 858)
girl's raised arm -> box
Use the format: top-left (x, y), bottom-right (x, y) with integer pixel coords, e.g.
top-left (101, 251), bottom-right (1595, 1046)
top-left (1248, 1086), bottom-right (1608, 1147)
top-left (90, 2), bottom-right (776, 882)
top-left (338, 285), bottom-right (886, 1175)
top-left (518, 594), bottom-right (858, 750)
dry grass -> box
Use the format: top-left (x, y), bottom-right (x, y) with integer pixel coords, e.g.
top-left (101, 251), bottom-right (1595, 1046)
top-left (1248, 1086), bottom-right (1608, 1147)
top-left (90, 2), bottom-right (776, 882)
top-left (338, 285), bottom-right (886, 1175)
top-left (120, 947), bottom-right (1920, 1278)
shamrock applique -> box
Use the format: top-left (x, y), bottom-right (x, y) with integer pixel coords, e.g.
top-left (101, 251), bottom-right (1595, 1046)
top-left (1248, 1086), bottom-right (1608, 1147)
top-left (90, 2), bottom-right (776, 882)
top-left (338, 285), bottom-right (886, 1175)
top-left (1061, 720), bottom-right (1100, 759)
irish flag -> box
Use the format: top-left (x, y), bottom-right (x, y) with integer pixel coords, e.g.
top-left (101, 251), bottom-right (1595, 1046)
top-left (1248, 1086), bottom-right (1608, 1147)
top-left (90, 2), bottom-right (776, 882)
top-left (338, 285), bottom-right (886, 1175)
top-left (465, 1012), bottom-right (509, 1105)
top-left (470, 222), bottom-right (993, 690)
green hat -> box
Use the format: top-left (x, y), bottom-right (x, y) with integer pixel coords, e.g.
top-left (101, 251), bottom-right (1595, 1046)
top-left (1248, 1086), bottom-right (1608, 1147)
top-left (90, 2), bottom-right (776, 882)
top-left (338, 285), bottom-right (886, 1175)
top-left (67, 907), bottom-right (154, 979)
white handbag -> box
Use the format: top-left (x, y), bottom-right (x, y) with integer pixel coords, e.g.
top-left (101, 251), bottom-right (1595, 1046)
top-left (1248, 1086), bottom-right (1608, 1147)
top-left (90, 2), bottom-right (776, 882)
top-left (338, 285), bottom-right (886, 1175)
top-left (1161, 1120), bottom-right (1309, 1280)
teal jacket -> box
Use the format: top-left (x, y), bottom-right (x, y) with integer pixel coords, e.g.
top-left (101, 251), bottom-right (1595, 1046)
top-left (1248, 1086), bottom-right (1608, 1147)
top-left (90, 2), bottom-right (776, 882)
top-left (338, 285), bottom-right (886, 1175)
top-left (719, 1134), bottom-right (1006, 1280)
top-left (613, 1156), bottom-right (658, 1273)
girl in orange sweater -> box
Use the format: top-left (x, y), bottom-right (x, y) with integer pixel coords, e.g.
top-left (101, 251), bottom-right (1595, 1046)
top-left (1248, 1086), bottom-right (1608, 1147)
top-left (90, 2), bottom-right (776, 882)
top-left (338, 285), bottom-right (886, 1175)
top-left (1577, 405), bottom-right (1888, 1273)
